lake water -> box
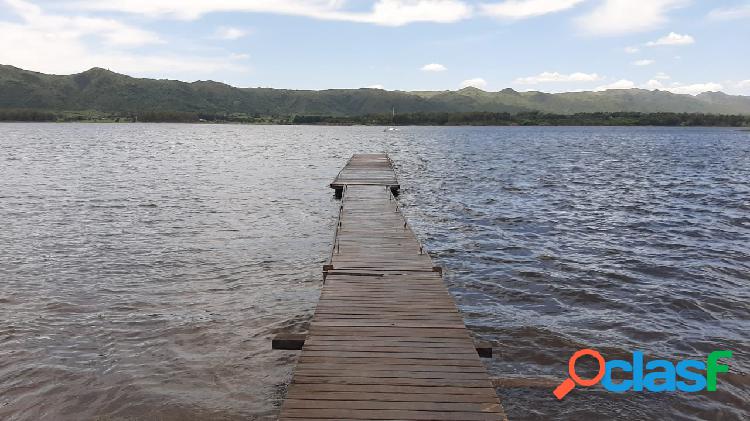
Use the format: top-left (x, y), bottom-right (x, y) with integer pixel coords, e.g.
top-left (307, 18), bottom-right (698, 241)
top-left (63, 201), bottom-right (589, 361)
top-left (1, 124), bottom-right (748, 420)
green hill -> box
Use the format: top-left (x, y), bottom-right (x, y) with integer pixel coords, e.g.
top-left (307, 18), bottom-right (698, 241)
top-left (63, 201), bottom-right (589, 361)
top-left (2, 65), bottom-right (750, 116)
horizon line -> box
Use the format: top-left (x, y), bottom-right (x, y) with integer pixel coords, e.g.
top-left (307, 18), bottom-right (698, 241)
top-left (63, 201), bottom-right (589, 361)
top-left (0, 64), bottom-right (738, 98)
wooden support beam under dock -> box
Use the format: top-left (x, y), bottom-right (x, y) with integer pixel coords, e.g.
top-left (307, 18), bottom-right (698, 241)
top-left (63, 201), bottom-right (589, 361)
top-left (279, 153), bottom-right (506, 420)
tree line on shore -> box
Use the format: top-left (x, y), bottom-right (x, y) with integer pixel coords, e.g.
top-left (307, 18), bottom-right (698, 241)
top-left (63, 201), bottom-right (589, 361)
top-left (292, 111), bottom-right (750, 126)
top-left (1, 109), bottom-right (749, 126)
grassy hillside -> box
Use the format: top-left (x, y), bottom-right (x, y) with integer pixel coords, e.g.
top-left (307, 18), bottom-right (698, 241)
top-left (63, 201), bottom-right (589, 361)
top-left (2, 65), bottom-right (750, 116)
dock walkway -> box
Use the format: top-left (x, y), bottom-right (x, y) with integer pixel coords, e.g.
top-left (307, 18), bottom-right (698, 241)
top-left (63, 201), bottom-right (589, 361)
top-left (330, 154), bottom-right (399, 197)
top-left (279, 154), bottom-right (505, 420)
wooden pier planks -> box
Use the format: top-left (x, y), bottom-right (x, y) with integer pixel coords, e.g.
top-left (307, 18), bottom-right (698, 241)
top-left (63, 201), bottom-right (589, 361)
top-left (330, 154), bottom-right (400, 191)
top-left (279, 154), bottom-right (505, 420)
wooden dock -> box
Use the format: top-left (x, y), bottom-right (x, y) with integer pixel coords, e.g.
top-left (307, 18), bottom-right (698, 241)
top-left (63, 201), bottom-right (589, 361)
top-left (330, 154), bottom-right (400, 198)
top-left (279, 154), bottom-right (506, 420)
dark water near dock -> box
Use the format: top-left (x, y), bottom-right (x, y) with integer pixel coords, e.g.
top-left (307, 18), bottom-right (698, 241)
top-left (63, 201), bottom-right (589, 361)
top-left (1, 124), bottom-right (748, 420)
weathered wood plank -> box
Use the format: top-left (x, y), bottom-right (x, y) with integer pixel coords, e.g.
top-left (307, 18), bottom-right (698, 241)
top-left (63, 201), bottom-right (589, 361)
top-left (296, 357), bottom-right (485, 368)
top-left (291, 370), bottom-right (493, 380)
top-left (291, 376), bottom-right (494, 388)
top-left (290, 383), bottom-right (499, 396)
top-left (278, 155), bottom-right (505, 421)
top-left (282, 399), bottom-right (503, 413)
top-left (281, 408), bottom-right (501, 420)
top-left (287, 363), bottom-right (489, 373)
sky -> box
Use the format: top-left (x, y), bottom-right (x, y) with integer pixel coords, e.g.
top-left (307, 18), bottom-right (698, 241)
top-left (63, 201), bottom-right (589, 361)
top-left (0, 0), bottom-right (748, 95)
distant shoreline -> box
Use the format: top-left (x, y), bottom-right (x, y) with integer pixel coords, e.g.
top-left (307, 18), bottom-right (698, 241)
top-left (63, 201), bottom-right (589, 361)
top-left (4, 66), bottom-right (750, 119)
top-left (1, 110), bottom-right (749, 127)
top-left (2, 122), bottom-right (749, 129)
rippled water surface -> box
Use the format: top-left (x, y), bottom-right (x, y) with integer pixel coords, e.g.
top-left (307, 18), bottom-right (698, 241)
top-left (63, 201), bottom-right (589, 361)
top-left (1, 124), bottom-right (748, 420)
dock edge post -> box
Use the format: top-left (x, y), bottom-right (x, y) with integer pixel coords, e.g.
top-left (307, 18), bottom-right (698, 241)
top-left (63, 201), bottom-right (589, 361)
top-left (272, 334), bottom-right (307, 350)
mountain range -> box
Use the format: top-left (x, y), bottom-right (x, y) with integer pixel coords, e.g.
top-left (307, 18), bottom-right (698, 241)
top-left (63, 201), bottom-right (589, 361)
top-left (2, 65), bottom-right (749, 116)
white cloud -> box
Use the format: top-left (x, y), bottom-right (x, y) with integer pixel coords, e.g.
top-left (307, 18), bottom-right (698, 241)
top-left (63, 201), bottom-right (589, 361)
top-left (708, 4), bottom-right (750, 20)
top-left (421, 63), bottom-right (447, 72)
top-left (646, 32), bottom-right (694, 46)
top-left (624, 46), bottom-right (640, 54)
top-left (66, 0), bottom-right (473, 26)
top-left (215, 26), bottom-right (250, 40)
top-left (643, 79), bottom-right (663, 90)
top-left (576, 0), bottom-right (687, 36)
top-left (733, 80), bottom-right (750, 95)
top-left (480, 0), bottom-right (584, 19)
top-left (667, 82), bottom-right (723, 95)
top-left (654, 72), bottom-right (671, 80)
top-left (640, 79), bottom-right (724, 95)
top-left (595, 79), bottom-right (636, 91)
top-left (0, 0), bottom-right (248, 79)
top-left (366, 84), bottom-right (385, 89)
top-left (514, 71), bottom-right (602, 84)
top-left (632, 59), bottom-right (654, 66)
top-left (4, 0), bottom-right (163, 48)
top-left (460, 77), bottom-right (488, 89)
top-left (355, 0), bottom-right (474, 25)
top-left (64, 0), bottom-right (342, 20)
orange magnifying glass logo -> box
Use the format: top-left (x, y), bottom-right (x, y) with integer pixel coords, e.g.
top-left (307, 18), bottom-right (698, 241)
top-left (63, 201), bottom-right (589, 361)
top-left (553, 349), bottom-right (606, 400)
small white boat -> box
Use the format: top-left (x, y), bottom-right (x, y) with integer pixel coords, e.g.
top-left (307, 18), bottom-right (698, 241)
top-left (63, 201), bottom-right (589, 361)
top-left (384, 107), bottom-right (399, 132)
